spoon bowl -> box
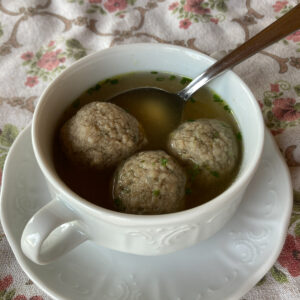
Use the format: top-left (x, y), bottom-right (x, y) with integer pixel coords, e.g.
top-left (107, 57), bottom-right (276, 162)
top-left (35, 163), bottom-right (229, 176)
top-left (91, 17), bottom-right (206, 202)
top-left (111, 87), bottom-right (184, 147)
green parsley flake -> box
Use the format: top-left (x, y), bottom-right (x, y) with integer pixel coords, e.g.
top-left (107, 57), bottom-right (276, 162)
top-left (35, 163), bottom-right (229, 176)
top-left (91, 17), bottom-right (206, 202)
top-left (236, 132), bottom-right (242, 141)
top-left (153, 190), bottom-right (160, 197)
top-left (87, 83), bottom-right (101, 94)
top-left (189, 164), bottom-right (201, 181)
top-left (180, 77), bottom-right (192, 85)
top-left (87, 88), bottom-right (94, 94)
top-left (114, 198), bottom-right (124, 211)
top-left (212, 130), bottom-right (220, 138)
top-left (210, 171), bottom-right (220, 178)
top-left (121, 187), bottom-right (130, 194)
top-left (185, 188), bottom-right (192, 195)
top-left (151, 71), bottom-right (158, 74)
top-left (190, 97), bottom-right (196, 103)
top-left (72, 98), bottom-right (80, 109)
top-left (156, 77), bottom-right (165, 81)
top-left (213, 94), bottom-right (224, 103)
top-left (224, 105), bottom-right (231, 112)
top-left (161, 158), bottom-right (168, 166)
top-left (110, 79), bottom-right (119, 85)
top-left (169, 75), bottom-right (176, 80)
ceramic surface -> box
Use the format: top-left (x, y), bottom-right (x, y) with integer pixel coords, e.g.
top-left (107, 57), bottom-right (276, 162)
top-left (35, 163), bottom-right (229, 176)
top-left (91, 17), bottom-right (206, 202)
top-left (0, 125), bottom-right (292, 300)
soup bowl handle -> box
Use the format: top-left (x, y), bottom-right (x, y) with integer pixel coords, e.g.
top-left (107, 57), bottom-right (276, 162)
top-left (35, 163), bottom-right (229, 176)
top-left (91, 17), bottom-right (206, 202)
top-left (21, 199), bottom-right (88, 265)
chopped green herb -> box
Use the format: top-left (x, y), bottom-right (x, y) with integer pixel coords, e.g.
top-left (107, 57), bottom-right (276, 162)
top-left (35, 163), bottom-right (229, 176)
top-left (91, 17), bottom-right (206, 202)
top-left (236, 132), bottom-right (242, 141)
top-left (185, 188), bottom-right (192, 195)
top-left (87, 88), bottom-right (94, 94)
top-left (110, 79), bottom-right (119, 85)
top-left (86, 83), bottom-right (101, 94)
top-left (151, 71), bottom-right (158, 74)
top-left (212, 130), bottom-right (220, 138)
top-left (180, 77), bottom-right (192, 85)
top-left (169, 75), bottom-right (176, 80)
top-left (120, 187), bottom-right (130, 194)
top-left (213, 94), bottom-right (224, 103)
top-left (156, 77), bottom-right (165, 81)
top-left (72, 98), bottom-right (80, 108)
top-left (224, 105), bottom-right (231, 112)
top-left (161, 158), bottom-right (168, 166)
top-left (220, 122), bottom-right (230, 128)
top-left (189, 164), bottom-right (201, 181)
top-left (105, 78), bottom-right (111, 84)
top-left (210, 171), bottom-right (220, 178)
top-left (187, 119), bottom-right (195, 122)
top-left (190, 97), bottom-right (196, 103)
top-left (153, 190), bottom-right (160, 197)
top-left (114, 198), bottom-right (124, 211)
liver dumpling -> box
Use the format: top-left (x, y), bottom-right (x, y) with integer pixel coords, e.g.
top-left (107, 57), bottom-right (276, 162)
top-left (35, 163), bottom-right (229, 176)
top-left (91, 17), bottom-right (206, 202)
top-left (60, 102), bottom-right (147, 170)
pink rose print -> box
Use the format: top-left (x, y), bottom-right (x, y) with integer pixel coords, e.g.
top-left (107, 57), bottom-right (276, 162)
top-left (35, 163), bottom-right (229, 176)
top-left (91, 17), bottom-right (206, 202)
top-left (169, 0), bottom-right (226, 27)
top-left (21, 52), bottom-right (34, 61)
top-left (271, 128), bottom-right (284, 136)
top-left (278, 234), bottom-right (300, 277)
top-left (47, 40), bottom-right (55, 47)
top-left (210, 17), bottom-right (219, 24)
top-left (169, 2), bottom-right (179, 10)
top-left (184, 0), bottom-right (210, 15)
top-left (272, 1), bottom-right (288, 12)
top-left (179, 19), bottom-right (192, 29)
top-left (104, 0), bottom-right (127, 12)
top-left (13, 296), bottom-right (44, 300)
top-left (0, 275), bottom-right (13, 291)
top-left (272, 98), bottom-right (300, 121)
top-left (37, 50), bottom-right (64, 71)
top-left (270, 83), bottom-right (280, 93)
top-left (286, 30), bottom-right (300, 43)
top-left (0, 275), bottom-right (43, 300)
top-left (14, 296), bottom-right (27, 300)
top-left (25, 76), bottom-right (39, 87)
top-left (89, 0), bottom-right (102, 3)
top-left (22, 39), bottom-right (86, 88)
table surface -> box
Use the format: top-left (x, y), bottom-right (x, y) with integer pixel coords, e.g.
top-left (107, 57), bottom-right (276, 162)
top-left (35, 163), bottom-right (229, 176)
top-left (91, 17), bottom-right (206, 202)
top-left (0, 1), bottom-right (300, 299)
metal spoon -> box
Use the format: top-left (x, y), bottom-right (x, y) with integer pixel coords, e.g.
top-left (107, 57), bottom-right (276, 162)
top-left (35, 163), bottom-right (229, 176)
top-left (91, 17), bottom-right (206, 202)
top-left (111, 4), bottom-right (300, 126)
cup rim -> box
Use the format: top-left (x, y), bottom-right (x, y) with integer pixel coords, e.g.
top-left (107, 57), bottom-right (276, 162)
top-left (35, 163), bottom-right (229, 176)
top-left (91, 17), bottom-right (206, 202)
top-left (32, 43), bottom-right (265, 225)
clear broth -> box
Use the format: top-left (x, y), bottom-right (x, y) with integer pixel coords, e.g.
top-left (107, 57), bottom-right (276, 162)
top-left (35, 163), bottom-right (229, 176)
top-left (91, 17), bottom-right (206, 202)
top-left (53, 72), bottom-right (242, 212)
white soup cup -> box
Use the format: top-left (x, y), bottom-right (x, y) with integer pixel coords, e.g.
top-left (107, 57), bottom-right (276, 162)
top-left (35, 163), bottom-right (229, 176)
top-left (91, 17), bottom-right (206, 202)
top-left (21, 43), bottom-right (264, 264)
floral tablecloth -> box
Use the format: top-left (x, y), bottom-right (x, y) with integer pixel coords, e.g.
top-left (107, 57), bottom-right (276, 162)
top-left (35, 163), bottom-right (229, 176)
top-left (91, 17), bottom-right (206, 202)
top-left (0, 0), bottom-right (300, 299)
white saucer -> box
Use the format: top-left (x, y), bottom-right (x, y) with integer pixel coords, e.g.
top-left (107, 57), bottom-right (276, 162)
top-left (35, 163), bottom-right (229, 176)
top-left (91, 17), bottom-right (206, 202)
top-left (0, 125), bottom-right (293, 300)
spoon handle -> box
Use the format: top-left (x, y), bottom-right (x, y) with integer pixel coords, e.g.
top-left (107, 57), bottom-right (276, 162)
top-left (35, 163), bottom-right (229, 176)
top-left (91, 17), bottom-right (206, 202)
top-left (178, 3), bottom-right (300, 101)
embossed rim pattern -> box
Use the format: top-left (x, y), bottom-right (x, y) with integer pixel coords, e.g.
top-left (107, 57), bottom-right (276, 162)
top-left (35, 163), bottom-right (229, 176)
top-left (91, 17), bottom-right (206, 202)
top-left (0, 126), bottom-right (293, 300)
